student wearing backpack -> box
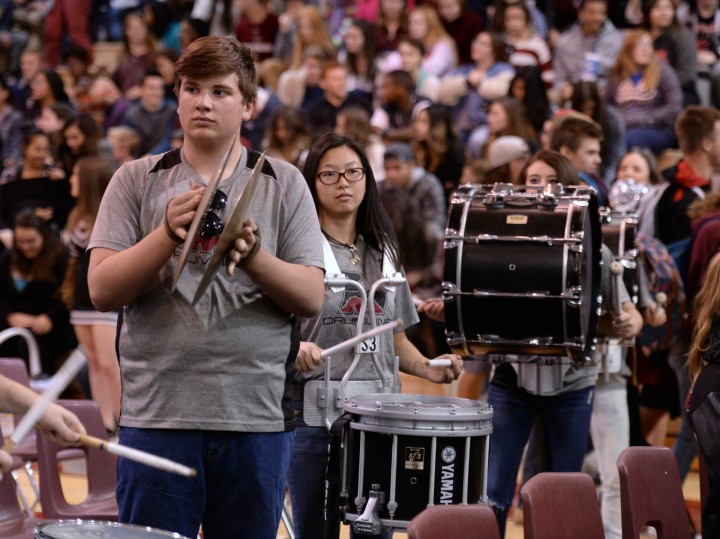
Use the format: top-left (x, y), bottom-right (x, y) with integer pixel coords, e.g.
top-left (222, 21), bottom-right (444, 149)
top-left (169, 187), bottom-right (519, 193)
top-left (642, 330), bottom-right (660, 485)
top-left (655, 106), bottom-right (720, 246)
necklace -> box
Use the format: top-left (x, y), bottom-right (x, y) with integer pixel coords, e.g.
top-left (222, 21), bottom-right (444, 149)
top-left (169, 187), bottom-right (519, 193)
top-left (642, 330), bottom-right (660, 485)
top-left (323, 231), bottom-right (359, 265)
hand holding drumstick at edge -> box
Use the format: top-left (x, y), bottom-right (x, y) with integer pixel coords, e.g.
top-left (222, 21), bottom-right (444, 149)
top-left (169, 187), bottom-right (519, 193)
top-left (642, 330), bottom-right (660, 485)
top-left (0, 375), bottom-right (86, 479)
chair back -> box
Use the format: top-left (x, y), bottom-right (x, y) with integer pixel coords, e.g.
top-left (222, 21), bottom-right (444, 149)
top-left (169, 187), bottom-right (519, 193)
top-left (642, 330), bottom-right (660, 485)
top-left (521, 472), bottom-right (604, 539)
top-left (0, 359), bottom-right (32, 425)
top-left (36, 399), bottom-right (118, 520)
top-left (406, 504), bottom-right (501, 539)
top-left (616, 446), bottom-right (693, 539)
top-left (0, 430), bottom-right (29, 524)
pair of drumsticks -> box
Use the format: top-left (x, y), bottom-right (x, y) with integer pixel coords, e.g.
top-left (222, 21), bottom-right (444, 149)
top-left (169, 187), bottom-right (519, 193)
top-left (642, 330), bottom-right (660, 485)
top-left (2, 320), bottom-right (406, 479)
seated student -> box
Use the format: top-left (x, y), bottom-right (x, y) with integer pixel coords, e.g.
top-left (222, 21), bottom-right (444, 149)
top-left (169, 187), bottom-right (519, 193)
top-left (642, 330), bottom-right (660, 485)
top-left (553, 0), bottom-right (624, 105)
top-left (407, 6), bottom-right (457, 77)
top-left (0, 129), bottom-right (73, 234)
top-left (499, 2), bottom-right (553, 86)
top-left (263, 106), bottom-right (312, 169)
top-left (107, 126), bottom-right (141, 168)
top-left (379, 142), bottom-right (446, 241)
top-left (678, 0), bottom-right (720, 108)
top-left (604, 30), bottom-right (683, 156)
top-left (305, 61), bottom-right (372, 139)
top-left (437, 31), bottom-right (515, 147)
top-left (484, 135), bottom-right (530, 185)
top-left (411, 104), bottom-right (465, 202)
top-left (276, 46), bottom-right (330, 111)
top-left (0, 209), bottom-right (77, 375)
top-left (371, 70), bottom-right (432, 144)
top-left (397, 37), bottom-right (441, 103)
top-left (240, 85), bottom-right (283, 151)
top-left (549, 115), bottom-right (609, 207)
top-left (121, 70), bottom-right (178, 157)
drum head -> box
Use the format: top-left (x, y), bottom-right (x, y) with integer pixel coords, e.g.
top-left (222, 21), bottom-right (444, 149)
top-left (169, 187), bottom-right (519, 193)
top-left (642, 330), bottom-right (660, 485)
top-left (35, 520), bottom-right (191, 539)
top-left (343, 393), bottom-right (493, 436)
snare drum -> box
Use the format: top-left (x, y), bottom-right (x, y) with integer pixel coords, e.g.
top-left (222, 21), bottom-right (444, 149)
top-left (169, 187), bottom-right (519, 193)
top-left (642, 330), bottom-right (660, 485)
top-left (444, 185), bottom-right (602, 363)
top-left (340, 394), bottom-right (493, 531)
top-left (35, 520), bottom-right (191, 538)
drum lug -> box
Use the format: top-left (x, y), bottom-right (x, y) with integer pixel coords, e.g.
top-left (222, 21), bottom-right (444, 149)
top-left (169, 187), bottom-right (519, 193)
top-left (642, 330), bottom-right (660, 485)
top-left (353, 484), bottom-right (386, 536)
top-left (316, 388), bottom-right (332, 408)
top-left (444, 238), bottom-right (463, 250)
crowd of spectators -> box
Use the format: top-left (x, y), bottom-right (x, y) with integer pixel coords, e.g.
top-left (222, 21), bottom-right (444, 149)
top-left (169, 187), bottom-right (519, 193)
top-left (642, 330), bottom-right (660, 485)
top-left (0, 0), bottom-right (719, 529)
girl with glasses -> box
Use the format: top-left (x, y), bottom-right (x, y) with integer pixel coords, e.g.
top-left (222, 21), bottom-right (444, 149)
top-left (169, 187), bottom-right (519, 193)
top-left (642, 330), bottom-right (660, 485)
top-left (287, 132), bottom-right (462, 539)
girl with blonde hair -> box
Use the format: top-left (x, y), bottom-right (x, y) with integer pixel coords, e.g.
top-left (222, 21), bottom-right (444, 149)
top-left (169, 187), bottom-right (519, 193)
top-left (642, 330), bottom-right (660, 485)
top-left (408, 6), bottom-right (457, 77)
top-left (605, 30), bottom-right (683, 155)
top-left (290, 6), bottom-right (337, 70)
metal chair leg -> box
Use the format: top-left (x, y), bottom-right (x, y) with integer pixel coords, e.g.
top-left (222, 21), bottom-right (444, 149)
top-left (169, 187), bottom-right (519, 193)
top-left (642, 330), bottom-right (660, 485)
top-left (282, 495), bottom-right (295, 539)
top-left (11, 470), bottom-right (33, 516)
top-left (24, 461), bottom-right (40, 507)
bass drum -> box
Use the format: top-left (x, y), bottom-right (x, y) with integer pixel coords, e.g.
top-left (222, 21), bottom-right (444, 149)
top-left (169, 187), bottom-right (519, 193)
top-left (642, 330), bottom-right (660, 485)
top-left (443, 185), bottom-right (601, 363)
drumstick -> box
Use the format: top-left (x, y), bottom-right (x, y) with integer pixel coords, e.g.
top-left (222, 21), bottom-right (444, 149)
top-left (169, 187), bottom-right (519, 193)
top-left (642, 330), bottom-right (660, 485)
top-left (321, 319), bottom-right (402, 359)
top-left (656, 292), bottom-right (667, 307)
top-left (3, 348), bottom-right (87, 453)
top-left (428, 359), bottom-right (452, 368)
top-left (610, 261), bottom-right (624, 316)
top-left (78, 434), bottom-right (197, 478)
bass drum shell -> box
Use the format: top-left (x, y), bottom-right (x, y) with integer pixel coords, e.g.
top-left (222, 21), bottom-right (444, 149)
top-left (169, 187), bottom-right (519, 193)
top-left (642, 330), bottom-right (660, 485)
top-left (443, 188), bottom-right (601, 363)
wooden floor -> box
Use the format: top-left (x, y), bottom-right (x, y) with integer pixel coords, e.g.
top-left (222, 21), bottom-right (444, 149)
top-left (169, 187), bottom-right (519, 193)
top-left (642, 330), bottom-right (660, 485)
top-left (10, 378), bottom-right (703, 539)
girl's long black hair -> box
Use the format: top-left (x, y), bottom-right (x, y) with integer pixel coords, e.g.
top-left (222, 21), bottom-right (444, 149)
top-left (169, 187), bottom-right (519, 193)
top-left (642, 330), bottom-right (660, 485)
top-left (303, 133), bottom-right (400, 270)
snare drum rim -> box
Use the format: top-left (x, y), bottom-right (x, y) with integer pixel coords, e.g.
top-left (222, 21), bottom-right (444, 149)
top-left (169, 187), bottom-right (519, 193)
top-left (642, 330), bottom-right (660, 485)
top-left (342, 393), bottom-right (493, 422)
top-left (35, 519), bottom-right (191, 539)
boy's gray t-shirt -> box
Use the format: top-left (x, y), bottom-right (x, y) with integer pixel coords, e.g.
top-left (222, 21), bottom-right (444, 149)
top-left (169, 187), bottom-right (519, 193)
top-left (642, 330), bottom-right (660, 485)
top-left (89, 148), bottom-right (325, 432)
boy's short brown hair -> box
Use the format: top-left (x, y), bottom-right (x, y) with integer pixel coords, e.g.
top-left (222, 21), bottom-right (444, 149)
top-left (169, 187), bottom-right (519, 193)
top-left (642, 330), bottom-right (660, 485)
top-left (175, 36), bottom-right (258, 104)
top-left (675, 106), bottom-right (720, 155)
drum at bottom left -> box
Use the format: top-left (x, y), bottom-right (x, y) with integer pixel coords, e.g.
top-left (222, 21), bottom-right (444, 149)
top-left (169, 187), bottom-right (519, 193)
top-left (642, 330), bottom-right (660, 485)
top-left (35, 520), bottom-right (191, 539)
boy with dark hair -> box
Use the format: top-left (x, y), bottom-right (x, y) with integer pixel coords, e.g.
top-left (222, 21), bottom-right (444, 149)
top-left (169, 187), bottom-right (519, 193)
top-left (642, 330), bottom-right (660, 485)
top-left (550, 115), bottom-right (609, 206)
top-left (121, 70), bottom-right (178, 157)
top-left (371, 69), bottom-right (431, 143)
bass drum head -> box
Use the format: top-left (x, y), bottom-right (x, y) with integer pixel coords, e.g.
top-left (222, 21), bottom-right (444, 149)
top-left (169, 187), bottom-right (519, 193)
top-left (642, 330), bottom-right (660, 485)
top-left (35, 520), bottom-right (191, 539)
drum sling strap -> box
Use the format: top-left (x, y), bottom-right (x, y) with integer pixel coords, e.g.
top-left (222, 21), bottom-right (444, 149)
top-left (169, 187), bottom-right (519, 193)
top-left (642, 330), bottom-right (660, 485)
top-left (324, 412), bottom-right (353, 539)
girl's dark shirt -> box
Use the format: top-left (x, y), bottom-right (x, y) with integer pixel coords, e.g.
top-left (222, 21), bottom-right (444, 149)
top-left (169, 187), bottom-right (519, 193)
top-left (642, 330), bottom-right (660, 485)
top-left (0, 168), bottom-right (74, 231)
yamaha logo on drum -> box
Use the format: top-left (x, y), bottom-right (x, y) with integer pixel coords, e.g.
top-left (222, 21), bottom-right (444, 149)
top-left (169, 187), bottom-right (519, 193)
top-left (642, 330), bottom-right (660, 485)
top-left (441, 446), bottom-right (456, 464)
top-left (405, 447), bottom-right (425, 470)
top-left (440, 446), bottom-right (457, 504)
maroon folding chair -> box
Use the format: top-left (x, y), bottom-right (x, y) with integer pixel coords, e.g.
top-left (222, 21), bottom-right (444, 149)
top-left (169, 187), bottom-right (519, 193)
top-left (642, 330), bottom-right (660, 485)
top-left (407, 504), bottom-right (501, 539)
top-left (616, 446), bottom-right (693, 539)
top-left (521, 472), bottom-right (605, 539)
top-left (36, 399), bottom-right (118, 520)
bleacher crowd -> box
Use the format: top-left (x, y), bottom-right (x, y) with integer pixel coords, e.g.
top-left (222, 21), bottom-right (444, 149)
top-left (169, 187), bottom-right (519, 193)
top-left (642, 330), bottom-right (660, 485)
top-left (0, 0), bottom-right (720, 537)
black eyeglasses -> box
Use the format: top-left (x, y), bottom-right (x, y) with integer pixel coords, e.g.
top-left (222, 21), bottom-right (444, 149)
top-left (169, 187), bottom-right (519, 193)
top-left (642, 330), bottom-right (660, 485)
top-left (199, 189), bottom-right (227, 239)
top-left (315, 168), bottom-right (366, 185)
